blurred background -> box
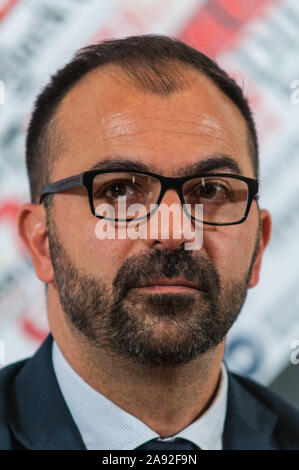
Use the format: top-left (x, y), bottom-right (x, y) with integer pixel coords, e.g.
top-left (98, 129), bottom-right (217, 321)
top-left (0, 0), bottom-right (299, 407)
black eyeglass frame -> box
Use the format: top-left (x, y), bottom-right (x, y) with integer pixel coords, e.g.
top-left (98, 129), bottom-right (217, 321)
top-left (39, 169), bottom-right (259, 226)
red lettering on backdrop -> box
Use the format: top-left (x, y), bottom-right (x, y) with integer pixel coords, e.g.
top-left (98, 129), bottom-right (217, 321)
top-left (20, 316), bottom-right (48, 344)
top-left (0, 201), bottom-right (49, 343)
top-left (179, 0), bottom-right (281, 57)
top-left (0, 0), bottom-right (21, 23)
top-left (0, 200), bottom-right (25, 254)
top-left (0, 201), bottom-right (19, 219)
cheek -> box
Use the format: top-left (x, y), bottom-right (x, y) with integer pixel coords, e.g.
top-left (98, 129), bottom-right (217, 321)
top-left (54, 197), bottom-right (145, 281)
top-left (81, 223), bottom-right (138, 282)
top-left (202, 224), bottom-right (256, 280)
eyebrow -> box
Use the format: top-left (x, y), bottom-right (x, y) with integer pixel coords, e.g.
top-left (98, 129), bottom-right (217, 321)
top-left (87, 154), bottom-right (242, 176)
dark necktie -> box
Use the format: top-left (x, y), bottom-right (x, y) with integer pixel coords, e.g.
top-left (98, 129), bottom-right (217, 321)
top-left (135, 437), bottom-right (200, 450)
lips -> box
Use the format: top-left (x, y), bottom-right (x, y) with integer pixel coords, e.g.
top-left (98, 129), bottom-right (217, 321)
top-left (137, 278), bottom-right (200, 290)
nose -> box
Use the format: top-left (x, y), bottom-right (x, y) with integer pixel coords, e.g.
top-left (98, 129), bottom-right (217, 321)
top-left (147, 189), bottom-right (197, 251)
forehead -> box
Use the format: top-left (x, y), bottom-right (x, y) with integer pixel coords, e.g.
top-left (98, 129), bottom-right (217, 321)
top-left (53, 65), bottom-right (252, 178)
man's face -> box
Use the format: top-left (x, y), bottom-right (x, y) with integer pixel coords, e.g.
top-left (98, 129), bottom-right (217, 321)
top-left (46, 66), bottom-right (261, 367)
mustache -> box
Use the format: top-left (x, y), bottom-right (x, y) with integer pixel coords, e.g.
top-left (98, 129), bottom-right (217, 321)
top-left (112, 246), bottom-right (220, 298)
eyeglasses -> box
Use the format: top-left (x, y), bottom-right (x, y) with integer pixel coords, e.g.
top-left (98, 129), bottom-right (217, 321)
top-left (39, 169), bottom-right (259, 226)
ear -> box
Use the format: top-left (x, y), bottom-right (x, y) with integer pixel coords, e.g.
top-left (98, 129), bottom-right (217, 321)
top-left (17, 203), bottom-right (54, 284)
top-left (248, 208), bottom-right (272, 288)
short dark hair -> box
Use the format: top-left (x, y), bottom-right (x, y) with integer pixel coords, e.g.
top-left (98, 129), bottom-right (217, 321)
top-left (26, 34), bottom-right (259, 204)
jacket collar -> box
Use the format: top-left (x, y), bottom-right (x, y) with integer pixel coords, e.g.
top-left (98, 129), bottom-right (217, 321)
top-left (7, 334), bottom-right (279, 450)
top-left (7, 334), bottom-right (85, 450)
top-left (223, 370), bottom-right (278, 450)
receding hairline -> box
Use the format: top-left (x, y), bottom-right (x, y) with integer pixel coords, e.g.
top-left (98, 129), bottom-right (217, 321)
top-left (44, 61), bottom-right (256, 183)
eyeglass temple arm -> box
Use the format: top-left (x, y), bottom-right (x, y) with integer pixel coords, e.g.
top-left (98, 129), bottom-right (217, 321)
top-left (39, 173), bottom-right (83, 203)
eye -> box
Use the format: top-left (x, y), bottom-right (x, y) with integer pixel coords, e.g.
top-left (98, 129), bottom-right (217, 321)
top-left (105, 181), bottom-right (137, 199)
top-left (94, 177), bottom-right (146, 204)
top-left (191, 180), bottom-right (234, 203)
top-left (199, 182), bottom-right (227, 200)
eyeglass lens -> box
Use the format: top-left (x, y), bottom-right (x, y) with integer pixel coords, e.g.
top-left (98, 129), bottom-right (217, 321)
top-left (92, 172), bottom-right (249, 224)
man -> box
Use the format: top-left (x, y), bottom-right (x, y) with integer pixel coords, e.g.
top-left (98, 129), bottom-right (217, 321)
top-left (0, 34), bottom-right (298, 450)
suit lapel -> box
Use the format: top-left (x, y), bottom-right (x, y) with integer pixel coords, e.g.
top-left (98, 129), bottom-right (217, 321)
top-left (7, 334), bottom-right (280, 450)
top-left (7, 334), bottom-right (85, 450)
top-left (223, 371), bottom-right (279, 450)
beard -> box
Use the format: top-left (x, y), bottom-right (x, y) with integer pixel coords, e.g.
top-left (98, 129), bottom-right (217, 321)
top-left (47, 216), bottom-right (259, 368)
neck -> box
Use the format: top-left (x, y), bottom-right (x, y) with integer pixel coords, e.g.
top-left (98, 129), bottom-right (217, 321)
top-left (50, 305), bottom-right (225, 438)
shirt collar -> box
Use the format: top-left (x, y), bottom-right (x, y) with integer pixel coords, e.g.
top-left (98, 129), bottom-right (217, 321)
top-left (52, 340), bottom-right (228, 450)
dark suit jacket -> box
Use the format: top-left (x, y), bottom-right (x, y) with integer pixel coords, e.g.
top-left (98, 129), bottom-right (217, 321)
top-left (0, 334), bottom-right (299, 450)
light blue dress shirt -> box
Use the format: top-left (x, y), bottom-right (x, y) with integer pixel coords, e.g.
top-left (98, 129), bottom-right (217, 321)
top-left (52, 340), bottom-right (228, 450)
